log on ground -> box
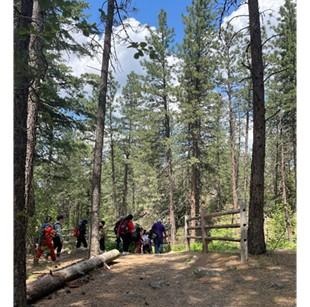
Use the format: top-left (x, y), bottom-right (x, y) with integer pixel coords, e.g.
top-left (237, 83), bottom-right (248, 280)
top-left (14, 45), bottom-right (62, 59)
top-left (27, 249), bottom-right (120, 303)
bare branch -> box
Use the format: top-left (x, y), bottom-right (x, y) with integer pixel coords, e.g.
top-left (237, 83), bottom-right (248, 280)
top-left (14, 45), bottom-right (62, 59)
top-left (114, 0), bottom-right (132, 42)
top-left (261, 34), bottom-right (279, 47)
top-left (87, 65), bottom-right (102, 72)
top-left (238, 75), bottom-right (251, 83)
top-left (265, 109), bottom-right (281, 122)
top-left (229, 25), bottom-right (250, 44)
top-left (264, 67), bottom-right (289, 82)
top-left (225, 14), bottom-right (249, 26)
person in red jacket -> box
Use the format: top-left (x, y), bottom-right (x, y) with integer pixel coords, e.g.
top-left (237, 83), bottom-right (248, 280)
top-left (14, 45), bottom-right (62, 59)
top-left (34, 216), bottom-right (56, 264)
top-left (117, 214), bottom-right (134, 253)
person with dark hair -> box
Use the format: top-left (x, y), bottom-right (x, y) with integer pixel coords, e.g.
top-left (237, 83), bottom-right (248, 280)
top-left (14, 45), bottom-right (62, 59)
top-left (133, 225), bottom-right (143, 253)
top-left (53, 214), bottom-right (64, 257)
top-left (117, 214), bottom-right (134, 253)
top-left (114, 216), bottom-right (124, 251)
top-left (151, 219), bottom-right (167, 254)
top-left (99, 220), bottom-right (106, 252)
top-left (142, 230), bottom-right (152, 254)
top-left (76, 219), bottom-right (88, 249)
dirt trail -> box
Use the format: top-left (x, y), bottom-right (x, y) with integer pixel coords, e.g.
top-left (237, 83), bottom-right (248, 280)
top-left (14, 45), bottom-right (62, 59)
top-left (33, 251), bottom-right (296, 307)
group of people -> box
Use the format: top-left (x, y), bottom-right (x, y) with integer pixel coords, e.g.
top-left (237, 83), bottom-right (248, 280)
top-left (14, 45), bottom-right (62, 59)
top-left (114, 215), bottom-right (168, 254)
top-left (33, 214), bottom-right (64, 264)
top-left (33, 213), bottom-right (167, 264)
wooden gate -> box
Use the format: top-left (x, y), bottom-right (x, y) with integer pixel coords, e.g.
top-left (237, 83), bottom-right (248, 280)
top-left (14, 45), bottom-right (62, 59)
top-left (184, 202), bottom-right (248, 263)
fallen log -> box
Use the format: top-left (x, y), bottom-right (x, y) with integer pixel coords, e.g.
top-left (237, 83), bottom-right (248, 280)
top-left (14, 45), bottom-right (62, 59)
top-left (27, 249), bottom-right (120, 303)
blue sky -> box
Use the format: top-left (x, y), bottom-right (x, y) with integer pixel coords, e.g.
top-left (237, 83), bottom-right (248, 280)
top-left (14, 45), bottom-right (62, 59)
top-left (84, 0), bottom-right (238, 43)
top-left (74, 0), bottom-right (282, 90)
top-left (84, 0), bottom-right (191, 43)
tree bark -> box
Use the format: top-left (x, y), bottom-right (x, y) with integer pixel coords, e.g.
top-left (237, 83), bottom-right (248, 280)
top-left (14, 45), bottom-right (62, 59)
top-left (190, 122), bottom-right (201, 239)
top-left (243, 86), bottom-right (251, 204)
top-left (215, 98), bottom-right (223, 211)
top-left (27, 249), bottom-right (120, 303)
top-left (121, 152), bottom-right (129, 216)
top-left (14, 0), bottom-right (33, 305)
top-left (89, 0), bottom-right (115, 257)
top-left (247, 0), bottom-right (267, 255)
top-left (167, 152), bottom-right (176, 244)
top-left (274, 123), bottom-right (280, 199)
top-left (131, 179), bottom-right (136, 213)
top-left (163, 90), bottom-right (176, 245)
top-left (227, 71), bottom-right (238, 211)
top-left (25, 0), bottom-right (45, 217)
top-left (108, 100), bottom-right (118, 218)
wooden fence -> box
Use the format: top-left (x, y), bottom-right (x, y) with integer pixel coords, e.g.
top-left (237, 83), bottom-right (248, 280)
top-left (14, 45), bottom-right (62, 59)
top-left (184, 202), bottom-right (248, 263)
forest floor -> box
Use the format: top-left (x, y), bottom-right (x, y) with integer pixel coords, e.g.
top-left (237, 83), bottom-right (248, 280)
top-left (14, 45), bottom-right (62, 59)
top-left (28, 249), bottom-right (296, 307)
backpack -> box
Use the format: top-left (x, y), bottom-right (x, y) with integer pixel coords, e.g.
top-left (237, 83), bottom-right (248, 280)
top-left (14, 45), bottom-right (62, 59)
top-left (39, 223), bottom-right (55, 243)
top-left (118, 219), bottom-right (129, 235)
top-left (73, 226), bottom-right (80, 237)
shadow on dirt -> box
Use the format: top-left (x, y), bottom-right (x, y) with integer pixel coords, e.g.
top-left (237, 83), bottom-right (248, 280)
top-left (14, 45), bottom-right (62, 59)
top-left (32, 250), bottom-right (296, 307)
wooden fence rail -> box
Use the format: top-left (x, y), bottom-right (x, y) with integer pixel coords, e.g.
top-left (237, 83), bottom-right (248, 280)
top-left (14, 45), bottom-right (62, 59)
top-left (184, 201), bottom-right (248, 263)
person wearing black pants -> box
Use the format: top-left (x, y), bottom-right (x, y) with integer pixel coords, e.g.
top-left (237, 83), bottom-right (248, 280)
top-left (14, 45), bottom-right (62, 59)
top-left (99, 220), bottom-right (106, 252)
top-left (121, 232), bottom-right (132, 252)
top-left (53, 236), bottom-right (63, 256)
top-left (117, 214), bottom-right (134, 253)
top-left (53, 214), bottom-right (64, 257)
top-left (76, 219), bottom-right (88, 248)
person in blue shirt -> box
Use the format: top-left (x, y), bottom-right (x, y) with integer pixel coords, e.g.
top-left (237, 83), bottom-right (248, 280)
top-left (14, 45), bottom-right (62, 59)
top-left (151, 219), bottom-right (167, 254)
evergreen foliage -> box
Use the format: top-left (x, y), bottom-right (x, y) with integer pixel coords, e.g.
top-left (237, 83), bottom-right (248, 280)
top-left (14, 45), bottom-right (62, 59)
top-left (17, 0), bottom-right (296, 266)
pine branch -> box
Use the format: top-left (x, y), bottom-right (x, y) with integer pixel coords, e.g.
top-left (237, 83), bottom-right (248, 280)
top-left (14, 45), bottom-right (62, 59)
top-left (264, 67), bottom-right (289, 82)
top-left (262, 34), bottom-right (280, 47)
top-left (265, 109), bottom-right (281, 122)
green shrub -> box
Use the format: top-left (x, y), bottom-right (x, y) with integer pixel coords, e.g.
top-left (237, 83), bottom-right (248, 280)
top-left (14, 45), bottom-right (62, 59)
top-left (265, 203), bottom-right (296, 250)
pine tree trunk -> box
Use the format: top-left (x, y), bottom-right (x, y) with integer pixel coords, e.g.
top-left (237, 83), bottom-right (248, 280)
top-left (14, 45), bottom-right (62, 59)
top-left (131, 180), bottom-right (136, 213)
top-left (274, 123), bottom-right (280, 199)
top-left (109, 103), bottom-right (117, 218)
top-left (247, 0), bottom-right (267, 255)
top-left (228, 79), bottom-right (238, 211)
top-left (190, 123), bottom-right (201, 239)
top-left (243, 87), bottom-right (251, 204)
top-left (14, 0), bottom-right (33, 305)
top-left (27, 250), bottom-right (120, 303)
top-left (216, 100), bottom-right (223, 211)
top-left (280, 118), bottom-right (292, 242)
top-left (25, 0), bottom-right (45, 217)
top-left (167, 155), bottom-right (176, 244)
top-left (163, 92), bottom-right (176, 245)
top-left (111, 139), bottom-right (118, 217)
top-left (121, 152), bottom-right (129, 216)
top-left (89, 0), bottom-right (115, 257)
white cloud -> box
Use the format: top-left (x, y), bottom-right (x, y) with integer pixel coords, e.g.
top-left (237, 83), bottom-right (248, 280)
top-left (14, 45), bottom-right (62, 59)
top-left (222, 0), bottom-right (285, 35)
top-left (62, 17), bottom-right (153, 93)
top-left (62, 1), bottom-right (287, 98)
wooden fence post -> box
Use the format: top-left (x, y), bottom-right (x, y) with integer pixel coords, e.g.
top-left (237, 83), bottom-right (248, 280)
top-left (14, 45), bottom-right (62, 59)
top-left (184, 215), bottom-right (190, 251)
top-left (240, 201), bottom-right (248, 263)
top-left (200, 209), bottom-right (208, 253)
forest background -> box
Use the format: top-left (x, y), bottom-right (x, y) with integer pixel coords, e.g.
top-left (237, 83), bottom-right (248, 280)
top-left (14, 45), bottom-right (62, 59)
top-left (2, 0), bottom-right (310, 305)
